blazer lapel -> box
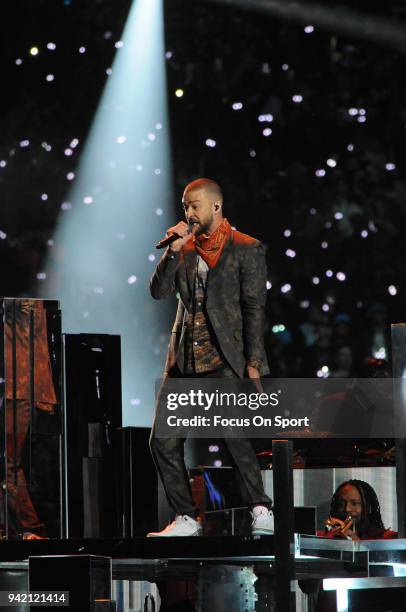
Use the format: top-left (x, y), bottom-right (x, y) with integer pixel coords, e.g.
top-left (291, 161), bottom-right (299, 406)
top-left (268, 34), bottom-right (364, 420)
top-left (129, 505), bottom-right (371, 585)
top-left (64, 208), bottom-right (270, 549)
top-left (181, 240), bottom-right (197, 298)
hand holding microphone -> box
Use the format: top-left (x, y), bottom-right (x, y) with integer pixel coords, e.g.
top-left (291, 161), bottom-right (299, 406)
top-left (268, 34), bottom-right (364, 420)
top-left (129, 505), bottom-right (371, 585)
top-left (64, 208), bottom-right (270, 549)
top-left (324, 514), bottom-right (359, 540)
top-left (325, 514), bottom-right (353, 534)
top-left (155, 221), bottom-right (193, 252)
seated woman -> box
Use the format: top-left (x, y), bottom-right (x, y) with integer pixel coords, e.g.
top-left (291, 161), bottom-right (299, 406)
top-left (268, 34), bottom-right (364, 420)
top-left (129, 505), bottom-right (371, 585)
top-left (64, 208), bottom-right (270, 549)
top-left (319, 478), bottom-right (397, 540)
top-left (301, 479), bottom-right (397, 612)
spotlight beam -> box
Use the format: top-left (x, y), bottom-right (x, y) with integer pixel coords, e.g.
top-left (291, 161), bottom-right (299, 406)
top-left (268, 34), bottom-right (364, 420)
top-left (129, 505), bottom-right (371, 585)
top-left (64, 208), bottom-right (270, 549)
top-left (43, 0), bottom-right (173, 427)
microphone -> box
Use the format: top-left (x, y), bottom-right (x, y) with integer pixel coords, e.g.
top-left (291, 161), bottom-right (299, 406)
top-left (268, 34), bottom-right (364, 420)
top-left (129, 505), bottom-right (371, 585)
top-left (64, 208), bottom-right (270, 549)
top-left (155, 233), bottom-right (181, 250)
top-left (155, 224), bottom-right (193, 250)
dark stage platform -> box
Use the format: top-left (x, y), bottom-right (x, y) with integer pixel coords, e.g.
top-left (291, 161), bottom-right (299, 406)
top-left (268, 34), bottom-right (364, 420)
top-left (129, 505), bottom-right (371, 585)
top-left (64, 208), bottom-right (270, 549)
top-left (0, 534), bottom-right (366, 579)
top-left (2, 536), bottom-right (406, 611)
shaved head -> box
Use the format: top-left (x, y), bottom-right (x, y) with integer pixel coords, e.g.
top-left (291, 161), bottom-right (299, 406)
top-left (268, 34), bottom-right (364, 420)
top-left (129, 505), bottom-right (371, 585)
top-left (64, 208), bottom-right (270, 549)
top-left (183, 178), bottom-right (223, 203)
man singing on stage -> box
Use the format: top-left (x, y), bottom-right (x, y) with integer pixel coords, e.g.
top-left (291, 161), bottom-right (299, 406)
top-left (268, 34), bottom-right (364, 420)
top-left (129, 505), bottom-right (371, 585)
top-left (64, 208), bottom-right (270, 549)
top-left (148, 178), bottom-right (273, 537)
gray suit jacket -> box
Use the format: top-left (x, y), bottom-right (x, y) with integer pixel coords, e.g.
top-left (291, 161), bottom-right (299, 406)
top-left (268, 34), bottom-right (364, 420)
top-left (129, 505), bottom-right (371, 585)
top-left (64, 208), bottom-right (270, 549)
top-left (150, 230), bottom-right (270, 378)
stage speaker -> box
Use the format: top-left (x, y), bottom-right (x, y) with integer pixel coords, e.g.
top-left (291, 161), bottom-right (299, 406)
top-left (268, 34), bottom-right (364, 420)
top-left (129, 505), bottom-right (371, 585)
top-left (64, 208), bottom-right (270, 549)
top-left (63, 334), bottom-right (122, 538)
top-left (29, 555), bottom-right (113, 611)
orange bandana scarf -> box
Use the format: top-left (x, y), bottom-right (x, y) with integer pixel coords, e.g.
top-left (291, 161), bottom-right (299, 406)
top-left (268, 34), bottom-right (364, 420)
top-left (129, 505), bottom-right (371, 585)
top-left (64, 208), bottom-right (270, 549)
top-left (194, 218), bottom-right (232, 268)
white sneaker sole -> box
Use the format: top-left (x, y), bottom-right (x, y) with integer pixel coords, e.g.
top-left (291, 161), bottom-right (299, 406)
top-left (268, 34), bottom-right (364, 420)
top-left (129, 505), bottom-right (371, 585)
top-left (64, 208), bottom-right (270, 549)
top-left (252, 528), bottom-right (274, 536)
top-left (146, 529), bottom-right (202, 538)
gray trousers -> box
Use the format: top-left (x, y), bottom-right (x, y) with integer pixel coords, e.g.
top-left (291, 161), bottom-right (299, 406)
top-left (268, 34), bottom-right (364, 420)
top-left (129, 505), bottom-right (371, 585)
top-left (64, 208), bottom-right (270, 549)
top-left (150, 365), bottom-right (272, 517)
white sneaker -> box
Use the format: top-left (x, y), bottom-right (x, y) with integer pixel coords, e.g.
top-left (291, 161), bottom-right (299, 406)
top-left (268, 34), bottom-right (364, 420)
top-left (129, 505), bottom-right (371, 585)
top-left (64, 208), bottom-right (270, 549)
top-left (147, 515), bottom-right (202, 537)
top-left (251, 505), bottom-right (274, 535)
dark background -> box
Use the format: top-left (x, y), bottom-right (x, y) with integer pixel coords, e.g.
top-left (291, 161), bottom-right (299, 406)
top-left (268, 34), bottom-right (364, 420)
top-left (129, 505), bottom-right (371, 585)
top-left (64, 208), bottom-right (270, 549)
top-left (1, 0), bottom-right (405, 377)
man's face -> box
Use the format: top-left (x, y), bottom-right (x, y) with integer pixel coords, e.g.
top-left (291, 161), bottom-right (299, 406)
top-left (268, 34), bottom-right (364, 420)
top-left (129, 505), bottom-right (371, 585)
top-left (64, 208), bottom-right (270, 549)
top-left (336, 484), bottom-right (363, 525)
top-left (182, 188), bottom-right (216, 236)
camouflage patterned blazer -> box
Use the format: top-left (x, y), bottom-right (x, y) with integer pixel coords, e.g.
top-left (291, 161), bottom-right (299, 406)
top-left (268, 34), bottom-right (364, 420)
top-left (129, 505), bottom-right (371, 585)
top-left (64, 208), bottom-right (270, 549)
top-left (150, 230), bottom-right (270, 378)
